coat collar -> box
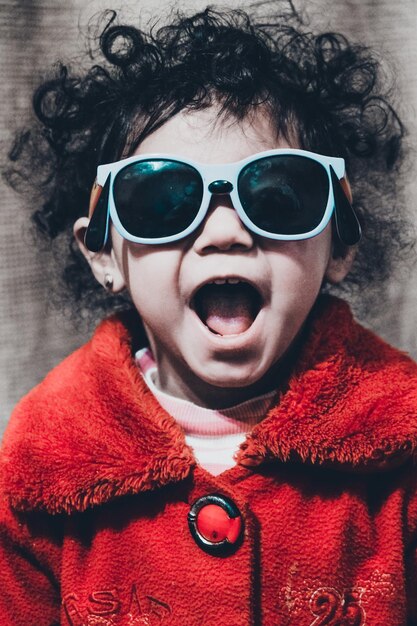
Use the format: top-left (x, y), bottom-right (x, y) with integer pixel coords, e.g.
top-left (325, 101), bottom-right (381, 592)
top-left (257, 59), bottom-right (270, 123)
top-left (2, 296), bottom-right (417, 515)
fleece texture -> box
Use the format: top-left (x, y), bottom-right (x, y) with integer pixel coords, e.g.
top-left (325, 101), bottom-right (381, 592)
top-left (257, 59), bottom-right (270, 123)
top-left (1, 295), bottom-right (417, 626)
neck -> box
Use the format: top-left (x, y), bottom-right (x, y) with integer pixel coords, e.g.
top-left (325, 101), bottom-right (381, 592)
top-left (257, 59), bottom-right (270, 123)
top-left (151, 333), bottom-right (303, 410)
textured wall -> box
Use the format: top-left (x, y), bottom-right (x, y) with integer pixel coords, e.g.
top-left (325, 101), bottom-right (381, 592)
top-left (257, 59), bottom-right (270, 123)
top-left (1, 0), bottom-right (416, 429)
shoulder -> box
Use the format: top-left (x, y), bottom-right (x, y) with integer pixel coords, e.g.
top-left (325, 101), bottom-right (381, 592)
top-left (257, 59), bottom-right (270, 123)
top-left (0, 313), bottom-right (139, 502)
top-left (309, 295), bottom-right (417, 379)
top-left (239, 297), bottom-right (417, 472)
top-left (312, 296), bottom-right (417, 434)
top-left (0, 313), bottom-right (193, 515)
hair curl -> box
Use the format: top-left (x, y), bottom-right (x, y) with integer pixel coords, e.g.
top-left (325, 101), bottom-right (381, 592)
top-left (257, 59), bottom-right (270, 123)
top-left (6, 4), bottom-right (414, 321)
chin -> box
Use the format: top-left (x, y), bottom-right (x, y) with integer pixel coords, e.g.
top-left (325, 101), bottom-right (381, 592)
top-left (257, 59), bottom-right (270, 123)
top-left (196, 362), bottom-right (268, 390)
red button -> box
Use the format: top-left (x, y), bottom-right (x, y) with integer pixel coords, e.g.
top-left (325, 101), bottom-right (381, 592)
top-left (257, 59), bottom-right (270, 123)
top-left (188, 494), bottom-right (244, 555)
top-left (197, 504), bottom-right (242, 543)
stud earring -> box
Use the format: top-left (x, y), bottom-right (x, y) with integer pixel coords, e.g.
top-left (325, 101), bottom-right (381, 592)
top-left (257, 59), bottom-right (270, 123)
top-left (104, 273), bottom-right (113, 291)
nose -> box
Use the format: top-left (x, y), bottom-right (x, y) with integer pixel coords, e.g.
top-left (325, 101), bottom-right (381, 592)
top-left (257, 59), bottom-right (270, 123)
top-left (192, 195), bottom-right (255, 255)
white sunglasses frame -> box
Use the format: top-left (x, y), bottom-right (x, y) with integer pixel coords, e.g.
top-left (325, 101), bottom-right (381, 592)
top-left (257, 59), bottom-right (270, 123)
top-left (94, 148), bottom-right (346, 246)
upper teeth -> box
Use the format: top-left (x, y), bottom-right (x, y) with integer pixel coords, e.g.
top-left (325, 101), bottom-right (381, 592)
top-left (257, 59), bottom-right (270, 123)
top-left (211, 278), bottom-right (242, 285)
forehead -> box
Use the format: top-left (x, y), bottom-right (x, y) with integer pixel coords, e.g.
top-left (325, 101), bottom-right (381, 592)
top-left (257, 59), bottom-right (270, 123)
top-left (134, 108), bottom-right (292, 163)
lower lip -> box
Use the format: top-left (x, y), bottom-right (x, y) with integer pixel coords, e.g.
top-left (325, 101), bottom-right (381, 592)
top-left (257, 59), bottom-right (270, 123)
top-left (189, 307), bottom-right (266, 351)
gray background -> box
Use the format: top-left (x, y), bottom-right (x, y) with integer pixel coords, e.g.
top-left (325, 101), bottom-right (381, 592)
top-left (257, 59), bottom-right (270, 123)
top-left (1, 0), bottom-right (416, 430)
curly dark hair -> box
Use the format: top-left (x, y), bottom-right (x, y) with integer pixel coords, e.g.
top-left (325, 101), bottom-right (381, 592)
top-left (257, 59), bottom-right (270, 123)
top-left (6, 4), bottom-right (414, 320)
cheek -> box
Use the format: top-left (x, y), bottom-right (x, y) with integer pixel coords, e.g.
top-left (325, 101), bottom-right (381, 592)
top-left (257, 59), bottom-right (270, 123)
top-left (271, 235), bottom-right (332, 279)
top-left (118, 248), bottom-right (182, 319)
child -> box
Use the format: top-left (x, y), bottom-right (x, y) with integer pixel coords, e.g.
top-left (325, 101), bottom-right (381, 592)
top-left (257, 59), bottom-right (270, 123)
top-left (1, 6), bottom-right (417, 626)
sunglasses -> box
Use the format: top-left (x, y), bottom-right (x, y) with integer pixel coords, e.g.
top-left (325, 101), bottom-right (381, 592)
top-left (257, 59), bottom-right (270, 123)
top-left (85, 148), bottom-right (361, 252)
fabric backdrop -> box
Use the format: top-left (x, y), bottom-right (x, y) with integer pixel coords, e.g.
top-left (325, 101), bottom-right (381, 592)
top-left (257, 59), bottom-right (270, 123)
top-left (1, 0), bottom-right (416, 430)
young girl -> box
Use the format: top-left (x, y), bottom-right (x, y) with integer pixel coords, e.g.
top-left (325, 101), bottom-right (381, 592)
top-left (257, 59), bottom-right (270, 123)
top-left (1, 6), bottom-right (417, 626)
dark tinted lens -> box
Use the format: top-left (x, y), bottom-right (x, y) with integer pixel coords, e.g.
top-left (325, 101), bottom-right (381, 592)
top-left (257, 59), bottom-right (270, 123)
top-left (238, 155), bottom-right (329, 235)
top-left (113, 160), bottom-right (203, 239)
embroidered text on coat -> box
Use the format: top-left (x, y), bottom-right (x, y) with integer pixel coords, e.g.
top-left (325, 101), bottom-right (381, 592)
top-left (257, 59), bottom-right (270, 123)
top-left (309, 587), bottom-right (365, 626)
top-left (62, 585), bottom-right (172, 626)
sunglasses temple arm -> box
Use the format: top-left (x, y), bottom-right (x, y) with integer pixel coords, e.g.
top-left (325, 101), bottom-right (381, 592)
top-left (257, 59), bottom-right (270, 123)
top-left (330, 166), bottom-right (362, 246)
top-left (84, 175), bottom-right (111, 252)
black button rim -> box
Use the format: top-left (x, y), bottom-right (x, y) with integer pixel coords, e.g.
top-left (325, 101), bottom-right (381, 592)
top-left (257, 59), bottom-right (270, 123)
top-left (187, 494), bottom-right (244, 557)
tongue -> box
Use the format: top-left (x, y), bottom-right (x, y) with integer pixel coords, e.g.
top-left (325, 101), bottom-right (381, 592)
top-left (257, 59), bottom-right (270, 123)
top-left (197, 284), bottom-right (259, 336)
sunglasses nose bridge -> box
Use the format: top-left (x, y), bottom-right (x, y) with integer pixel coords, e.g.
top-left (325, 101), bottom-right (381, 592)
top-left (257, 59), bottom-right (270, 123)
top-left (208, 179), bottom-right (234, 194)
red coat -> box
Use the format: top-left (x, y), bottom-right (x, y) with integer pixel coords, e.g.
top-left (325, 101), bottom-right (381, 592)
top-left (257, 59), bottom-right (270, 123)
top-left (1, 296), bottom-right (417, 626)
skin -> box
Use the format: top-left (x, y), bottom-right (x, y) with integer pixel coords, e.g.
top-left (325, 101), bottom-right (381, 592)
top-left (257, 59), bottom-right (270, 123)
top-left (75, 108), bottom-right (355, 408)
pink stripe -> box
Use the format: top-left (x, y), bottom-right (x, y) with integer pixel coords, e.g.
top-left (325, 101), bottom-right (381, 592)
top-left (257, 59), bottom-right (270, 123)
top-left (202, 462), bottom-right (230, 476)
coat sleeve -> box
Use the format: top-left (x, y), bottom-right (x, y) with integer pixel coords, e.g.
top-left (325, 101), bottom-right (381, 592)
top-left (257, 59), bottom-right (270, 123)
top-left (406, 472), bottom-right (417, 626)
top-left (0, 494), bottom-right (61, 625)
top-left (407, 550), bottom-right (417, 626)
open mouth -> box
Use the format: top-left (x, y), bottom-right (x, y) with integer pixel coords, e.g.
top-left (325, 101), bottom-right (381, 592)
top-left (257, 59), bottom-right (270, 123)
top-left (192, 279), bottom-right (263, 336)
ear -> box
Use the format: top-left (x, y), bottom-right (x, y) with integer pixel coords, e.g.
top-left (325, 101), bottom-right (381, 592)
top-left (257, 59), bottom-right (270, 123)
top-left (325, 243), bottom-right (356, 284)
top-left (325, 173), bottom-right (359, 284)
top-left (73, 217), bottom-right (126, 292)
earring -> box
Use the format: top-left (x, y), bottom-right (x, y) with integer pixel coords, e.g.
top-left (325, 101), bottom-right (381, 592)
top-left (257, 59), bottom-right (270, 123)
top-left (104, 273), bottom-right (113, 291)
